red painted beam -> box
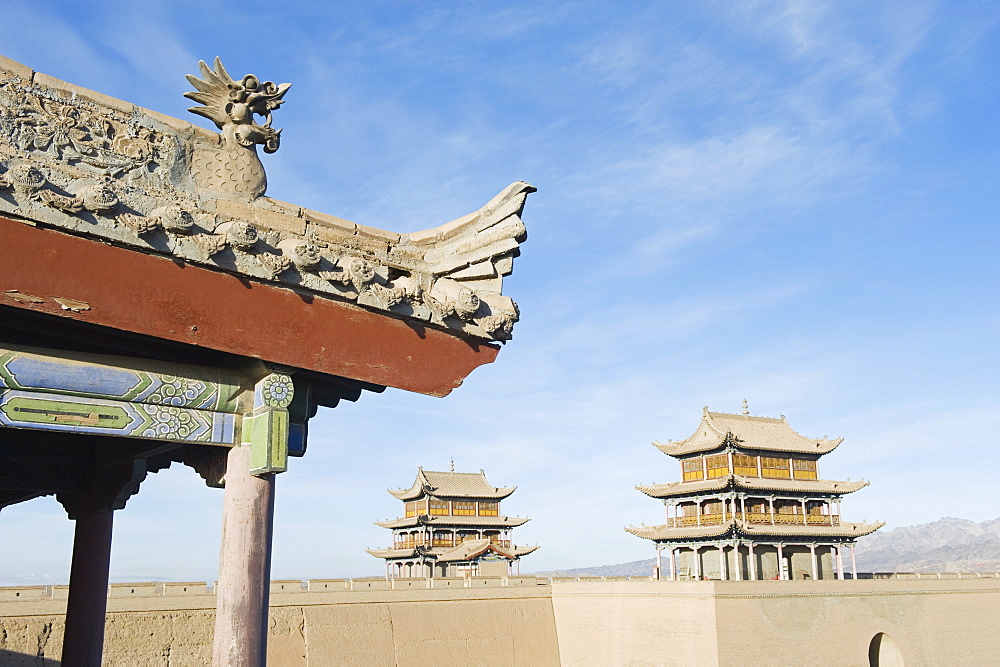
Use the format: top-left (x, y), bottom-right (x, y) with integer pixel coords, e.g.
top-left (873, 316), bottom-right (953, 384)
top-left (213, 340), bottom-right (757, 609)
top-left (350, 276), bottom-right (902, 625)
top-left (0, 217), bottom-right (499, 396)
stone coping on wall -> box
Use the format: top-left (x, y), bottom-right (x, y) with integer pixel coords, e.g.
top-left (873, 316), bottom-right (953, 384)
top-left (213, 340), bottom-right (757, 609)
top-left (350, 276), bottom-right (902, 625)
top-left (1, 571), bottom-right (995, 606)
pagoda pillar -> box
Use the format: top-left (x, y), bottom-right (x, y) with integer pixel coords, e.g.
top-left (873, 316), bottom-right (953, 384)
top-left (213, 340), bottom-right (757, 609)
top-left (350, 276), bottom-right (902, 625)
top-left (777, 543), bottom-right (785, 580)
top-left (809, 543), bottom-right (818, 580)
top-left (733, 542), bottom-right (742, 580)
top-left (696, 500), bottom-right (702, 526)
top-left (748, 542), bottom-right (757, 580)
top-left (213, 444), bottom-right (276, 667)
top-left (718, 543), bottom-right (726, 580)
top-left (61, 508), bottom-right (115, 667)
top-left (850, 545), bottom-right (858, 579)
top-left (836, 545), bottom-right (845, 580)
top-left (768, 497), bottom-right (775, 525)
top-left (656, 547), bottom-right (662, 579)
top-left (801, 499), bottom-right (808, 525)
top-left (740, 496), bottom-right (746, 521)
top-left (693, 546), bottom-right (702, 580)
top-left (669, 548), bottom-right (676, 580)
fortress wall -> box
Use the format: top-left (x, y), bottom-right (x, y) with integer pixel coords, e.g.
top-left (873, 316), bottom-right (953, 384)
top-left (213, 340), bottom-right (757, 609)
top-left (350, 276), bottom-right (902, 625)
top-left (711, 579), bottom-right (1000, 666)
top-left (548, 578), bottom-right (1000, 666)
top-left (550, 581), bottom-right (720, 666)
top-left (0, 583), bottom-right (560, 666)
top-left (1, 577), bottom-right (998, 665)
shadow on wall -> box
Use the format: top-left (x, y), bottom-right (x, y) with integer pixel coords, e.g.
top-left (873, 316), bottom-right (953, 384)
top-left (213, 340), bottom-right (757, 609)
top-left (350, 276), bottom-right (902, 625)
top-left (0, 648), bottom-right (59, 665)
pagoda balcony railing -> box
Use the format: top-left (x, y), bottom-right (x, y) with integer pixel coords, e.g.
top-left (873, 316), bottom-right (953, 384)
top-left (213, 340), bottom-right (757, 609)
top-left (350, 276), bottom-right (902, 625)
top-left (742, 512), bottom-right (840, 526)
top-left (671, 513), bottom-right (843, 528)
top-left (394, 537), bottom-right (512, 549)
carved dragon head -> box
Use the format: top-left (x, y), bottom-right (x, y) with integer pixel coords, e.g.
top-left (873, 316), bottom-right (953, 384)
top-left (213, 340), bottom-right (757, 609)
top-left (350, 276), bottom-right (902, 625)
top-left (184, 57), bottom-right (291, 154)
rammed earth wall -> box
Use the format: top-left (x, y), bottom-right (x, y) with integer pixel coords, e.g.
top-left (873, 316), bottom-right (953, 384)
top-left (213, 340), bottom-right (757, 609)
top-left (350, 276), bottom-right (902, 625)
top-left (1, 578), bottom-right (997, 665)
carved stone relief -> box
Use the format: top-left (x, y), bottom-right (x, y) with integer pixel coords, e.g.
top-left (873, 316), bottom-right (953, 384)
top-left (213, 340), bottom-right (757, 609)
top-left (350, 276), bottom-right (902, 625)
top-left (0, 57), bottom-right (531, 343)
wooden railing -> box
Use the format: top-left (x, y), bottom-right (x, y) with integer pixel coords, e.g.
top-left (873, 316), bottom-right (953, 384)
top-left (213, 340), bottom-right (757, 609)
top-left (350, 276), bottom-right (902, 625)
top-left (393, 536), bottom-right (512, 549)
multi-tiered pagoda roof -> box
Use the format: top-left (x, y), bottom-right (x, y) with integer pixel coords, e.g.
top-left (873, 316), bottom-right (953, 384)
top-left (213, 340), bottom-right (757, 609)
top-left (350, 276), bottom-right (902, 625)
top-left (627, 404), bottom-right (883, 581)
top-left (369, 467), bottom-right (537, 578)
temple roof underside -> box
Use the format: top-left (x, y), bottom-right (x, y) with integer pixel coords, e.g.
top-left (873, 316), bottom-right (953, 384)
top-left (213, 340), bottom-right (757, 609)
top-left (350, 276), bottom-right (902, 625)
top-left (654, 408), bottom-right (843, 457)
top-left (624, 519), bottom-right (884, 542)
top-left (367, 539), bottom-right (539, 561)
top-left (388, 467), bottom-right (515, 501)
top-left (636, 475), bottom-right (869, 498)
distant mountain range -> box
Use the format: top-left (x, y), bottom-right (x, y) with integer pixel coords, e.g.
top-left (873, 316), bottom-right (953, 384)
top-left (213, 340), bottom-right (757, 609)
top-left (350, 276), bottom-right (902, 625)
top-left (530, 517), bottom-right (1000, 577)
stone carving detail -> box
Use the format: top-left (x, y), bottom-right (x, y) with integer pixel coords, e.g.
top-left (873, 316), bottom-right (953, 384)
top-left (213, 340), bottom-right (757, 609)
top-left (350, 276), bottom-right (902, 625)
top-left (216, 220), bottom-right (258, 251)
top-left (152, 204), bottom-right (194, 234)
top-left (185, 58), bottom-right (290, 201)
top-left (257, 252), bottom-right (291, 280)
top-left (0, 58), bottom-right (532, 343)
top-left (277, 238), bottom-right (321, 270)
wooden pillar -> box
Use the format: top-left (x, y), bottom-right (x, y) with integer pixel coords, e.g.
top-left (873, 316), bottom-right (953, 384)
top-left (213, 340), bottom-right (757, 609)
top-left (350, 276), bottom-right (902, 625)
top-left (809, 543), bottom-right (818, 580)
top-left (694, 546), bottom-right (702, 580)
top-left (212, 444), bottom-right (276, 667)
top-left (777, 542), bottom-right (785, 580)
top-left (850, 545), bottom-right (858, 579)
top-left (836, 544), bottom-right (845, 580)
top-left (768, 497), bottom-right (775, 525)
top-left (656, 547), bottom-right (662, 579)
top-left (669, 548), bottom-right (676, 580)
top-left (748, 542), bottom-right (757, 580)
top-left (696, 500), bottom-right (702, 526)
top-left (61, 509), bottom-right (115, 667)
top-left (718, 543), bottom-right (726, 580)
top-left (734, 543), bottom-right (742, 580)
top-left (801, 499), bottom-right (808, 525)
top-left (740, 496), bottom-right (746, 521)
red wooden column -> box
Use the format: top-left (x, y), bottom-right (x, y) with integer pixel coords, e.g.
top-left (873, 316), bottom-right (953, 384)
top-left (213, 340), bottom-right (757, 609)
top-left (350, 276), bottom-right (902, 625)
top-left (212, 445), bottom-right (275, 666)
top-left (61, 509), bottom-right (114, 666)
top-left (213, 369), bottom-right (290, 666)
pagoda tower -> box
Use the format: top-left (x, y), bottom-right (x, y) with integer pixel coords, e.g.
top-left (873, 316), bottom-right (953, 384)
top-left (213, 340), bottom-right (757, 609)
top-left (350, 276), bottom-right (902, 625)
top-left (626, 404), bottom-right (882, 581)
top-left (368, 466), bottom-right (538, 579)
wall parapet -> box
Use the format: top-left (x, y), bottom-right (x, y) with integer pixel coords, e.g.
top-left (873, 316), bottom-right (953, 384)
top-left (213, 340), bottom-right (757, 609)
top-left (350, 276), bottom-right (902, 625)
top-left (1, 571), bottom-right (995, 602)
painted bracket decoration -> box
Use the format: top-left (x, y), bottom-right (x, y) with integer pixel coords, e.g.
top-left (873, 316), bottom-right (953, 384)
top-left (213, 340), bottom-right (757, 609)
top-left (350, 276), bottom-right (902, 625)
top-left (0, 345), bottom-right (299, 460)
top-left (243, 371), bottom-right (293, 475)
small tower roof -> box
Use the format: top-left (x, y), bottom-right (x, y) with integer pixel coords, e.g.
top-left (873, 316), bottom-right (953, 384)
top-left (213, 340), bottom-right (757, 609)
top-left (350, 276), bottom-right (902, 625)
top-left (388, 467), bottom-right (516, 501)
top-left (653, 407), bottom-right (843, 457)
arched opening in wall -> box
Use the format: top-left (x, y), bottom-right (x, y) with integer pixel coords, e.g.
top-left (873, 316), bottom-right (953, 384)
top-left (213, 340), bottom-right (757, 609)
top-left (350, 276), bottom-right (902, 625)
top-left (868, 632), bottom-right (903, 666)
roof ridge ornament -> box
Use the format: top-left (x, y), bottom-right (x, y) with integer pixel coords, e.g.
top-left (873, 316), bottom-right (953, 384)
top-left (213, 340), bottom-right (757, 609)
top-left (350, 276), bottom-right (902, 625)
top-left (184, 57), bottom-right (291, 201)
top-left (741, 398), bottom-right (749, 416)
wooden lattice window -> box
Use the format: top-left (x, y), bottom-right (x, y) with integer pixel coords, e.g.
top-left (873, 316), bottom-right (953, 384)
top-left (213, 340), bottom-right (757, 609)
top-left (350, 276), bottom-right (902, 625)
top-left (478, 502), bottom-right (499, 516)
top-left (405, 501), bottom-right (417, 518)
top-left (706, 454), bottom-right (729, 478)
top-left (733, 454), bottom-right (758, 477)
top-left (453, 501), bottom-right (476, 516)
top-left (429, 499), bottom-right (449, 515)
top-left (792, 459), bottom-right (818, 480)
top-left (760, 457), bottom-right (791, 479)
top-left (682, 459), bottom-right (705, 481)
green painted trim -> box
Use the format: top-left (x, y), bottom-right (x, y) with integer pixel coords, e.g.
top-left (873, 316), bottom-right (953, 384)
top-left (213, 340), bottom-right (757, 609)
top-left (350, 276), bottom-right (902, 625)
top-left (0, 344), bottom-right (244, 413)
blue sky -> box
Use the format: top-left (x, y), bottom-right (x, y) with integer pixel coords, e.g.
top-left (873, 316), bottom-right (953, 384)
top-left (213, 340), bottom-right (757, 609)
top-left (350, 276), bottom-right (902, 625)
top-left (1, 1), bottom-right (998, 582)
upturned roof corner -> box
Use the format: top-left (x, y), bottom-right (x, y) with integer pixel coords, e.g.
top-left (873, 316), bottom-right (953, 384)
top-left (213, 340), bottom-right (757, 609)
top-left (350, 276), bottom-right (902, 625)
top-left (0, 55), bottom-right (532, 345)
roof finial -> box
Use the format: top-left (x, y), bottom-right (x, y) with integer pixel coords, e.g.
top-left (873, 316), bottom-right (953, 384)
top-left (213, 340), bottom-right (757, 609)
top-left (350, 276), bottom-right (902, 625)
top-left (450, 458), bottom-right (455, 473)
top-left (741, 398), bottom-right (749, 416)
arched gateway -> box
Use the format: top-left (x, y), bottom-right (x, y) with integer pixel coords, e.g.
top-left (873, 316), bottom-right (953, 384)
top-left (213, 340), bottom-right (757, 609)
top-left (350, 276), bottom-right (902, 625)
top-left (626, 404), bottom-right (882, 580)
